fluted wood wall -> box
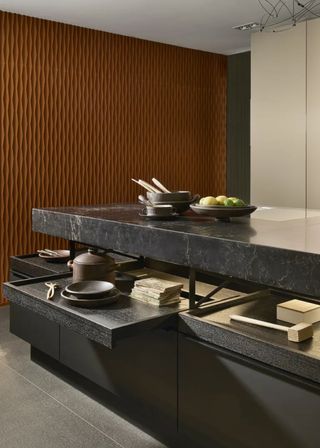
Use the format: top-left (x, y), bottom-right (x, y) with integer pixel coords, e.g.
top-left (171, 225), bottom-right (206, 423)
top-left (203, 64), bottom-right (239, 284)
top-left (0, 11), bottom-right (227, 303)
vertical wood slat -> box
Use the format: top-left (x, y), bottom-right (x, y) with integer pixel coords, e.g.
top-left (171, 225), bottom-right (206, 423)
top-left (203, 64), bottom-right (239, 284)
top-left (0, 11), bottom-right (227, 303)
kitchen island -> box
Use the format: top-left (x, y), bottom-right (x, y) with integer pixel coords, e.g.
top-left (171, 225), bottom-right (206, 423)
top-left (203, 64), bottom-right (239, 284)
top-left (32, 204), bottom-right (320, 296)
top-left (4, 204), bottom-right (320, 448)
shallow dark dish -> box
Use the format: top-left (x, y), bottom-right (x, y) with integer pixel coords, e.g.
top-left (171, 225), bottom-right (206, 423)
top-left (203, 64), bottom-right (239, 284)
top-left (65, 280), bottom-right (114, 298)
top-left (190, 204), bottom-right (257, 220)
top-left (38, 249), bottom-right (70, 263)
top-left (139, 211), bottom-right (179, 221)
top-left (61, 288), bottom-right (120, 308)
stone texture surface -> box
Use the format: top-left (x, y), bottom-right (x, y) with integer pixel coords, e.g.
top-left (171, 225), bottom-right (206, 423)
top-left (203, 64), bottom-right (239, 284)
top-left (33, 204), bottom-right (320, 296)
top-left (3, 276), bottom-right (187, 349)
top-left (180, 292), bottom-right (320, 384)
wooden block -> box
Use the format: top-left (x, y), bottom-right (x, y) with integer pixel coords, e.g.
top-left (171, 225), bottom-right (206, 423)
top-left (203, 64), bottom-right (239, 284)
top-left (287, 322), bottom-right (314, 342)
top-left (277, 299), bottom-right (320, 324)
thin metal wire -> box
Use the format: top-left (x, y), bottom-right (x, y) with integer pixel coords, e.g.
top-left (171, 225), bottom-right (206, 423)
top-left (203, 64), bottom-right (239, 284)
top-left (259, 0), bottom-right (320, 31)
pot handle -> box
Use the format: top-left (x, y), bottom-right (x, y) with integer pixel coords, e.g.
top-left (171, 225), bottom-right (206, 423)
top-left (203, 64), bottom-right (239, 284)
top-left (67, 260), bottom-right (73, 270)
top-left (190, 194), bottom-right (200, 204)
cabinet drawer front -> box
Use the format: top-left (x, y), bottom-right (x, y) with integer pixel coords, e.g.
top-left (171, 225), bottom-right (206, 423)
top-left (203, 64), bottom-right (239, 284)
top-left (179, 334), bottom-right (320, 448)
top-left (60, 326), bottom-right (177, 433)
top-left (10, 303), bottom-right (59, 360)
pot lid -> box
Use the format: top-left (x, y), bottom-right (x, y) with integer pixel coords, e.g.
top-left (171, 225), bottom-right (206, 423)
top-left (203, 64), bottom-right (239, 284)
top-left (73, 248), bottom-right (114, 266)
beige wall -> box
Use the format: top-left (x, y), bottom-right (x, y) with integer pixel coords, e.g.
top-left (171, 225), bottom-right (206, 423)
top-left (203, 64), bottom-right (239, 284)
top-left (307, 20), bottom-right (320, 209)
top-left (251, 18), bottom-right (320, 212)
top-left (251, 23), bottom-right (307, 208)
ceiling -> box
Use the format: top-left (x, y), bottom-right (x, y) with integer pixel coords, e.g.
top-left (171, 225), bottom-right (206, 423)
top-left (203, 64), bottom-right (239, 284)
top-left (0, 0), bottom-right (263, 55)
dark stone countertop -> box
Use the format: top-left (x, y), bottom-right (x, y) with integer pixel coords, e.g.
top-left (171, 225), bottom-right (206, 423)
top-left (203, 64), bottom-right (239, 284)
top-left (33, 204), bottom-right (320, 296)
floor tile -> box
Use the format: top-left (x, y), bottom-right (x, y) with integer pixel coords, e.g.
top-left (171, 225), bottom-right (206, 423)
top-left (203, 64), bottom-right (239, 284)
top-left (0, 361), bottom-right (121, 448)
top-left (0, 306), bottom-right (167, 448)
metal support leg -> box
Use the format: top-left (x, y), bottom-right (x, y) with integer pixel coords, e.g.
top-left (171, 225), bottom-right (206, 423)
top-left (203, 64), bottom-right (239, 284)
top-left (189, 268), bottom-right (197, 309)
top-left (69, 241), bottom-right (76, 259)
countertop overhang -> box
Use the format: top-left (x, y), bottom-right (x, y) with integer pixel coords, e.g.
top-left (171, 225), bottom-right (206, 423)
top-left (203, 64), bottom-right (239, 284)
top-left (32, 204), bottom-right (320, 296)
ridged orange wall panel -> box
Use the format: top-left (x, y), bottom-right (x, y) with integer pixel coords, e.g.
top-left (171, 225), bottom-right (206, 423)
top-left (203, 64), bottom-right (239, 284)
top-left (0, 11), bottom-right (226, 303)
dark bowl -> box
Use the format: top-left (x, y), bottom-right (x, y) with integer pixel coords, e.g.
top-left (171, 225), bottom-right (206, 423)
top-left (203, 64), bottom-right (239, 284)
top-left (65, 280), bottom-right (115, 298)
top-left (147, 191), bottom-right (192, 202)
top-left (190, 204), bottom-right (257, 220)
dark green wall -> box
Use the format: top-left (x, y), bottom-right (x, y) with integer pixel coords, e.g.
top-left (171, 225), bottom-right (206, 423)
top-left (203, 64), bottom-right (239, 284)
top-left (227, 52), bottom-right (251, 203)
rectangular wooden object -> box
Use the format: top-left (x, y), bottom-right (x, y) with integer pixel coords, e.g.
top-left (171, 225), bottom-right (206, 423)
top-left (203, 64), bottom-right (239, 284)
top-left (277, 299), bottom-right (320, 324)
top-left (287, 323), bottom-right (314, 342)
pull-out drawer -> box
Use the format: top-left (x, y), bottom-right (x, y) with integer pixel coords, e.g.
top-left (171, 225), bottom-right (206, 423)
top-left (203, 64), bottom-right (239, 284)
top-left (178, 334), bottom-right (320, 448)
top-left (3, 273), bottom-right (188, 350)
top-left (9, 252), bottom-right (142, 279)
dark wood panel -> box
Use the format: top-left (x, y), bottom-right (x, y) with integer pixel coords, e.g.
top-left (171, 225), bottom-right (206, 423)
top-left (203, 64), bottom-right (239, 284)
top-left (227, 52), bottom-right (251, 203)
top-left (0, 10), bottom-right (227, 303)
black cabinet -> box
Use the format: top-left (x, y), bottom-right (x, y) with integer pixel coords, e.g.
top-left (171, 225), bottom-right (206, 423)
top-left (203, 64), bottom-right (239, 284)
top-left (178, 334), bottom-right (320, 448)
top-left (60, 326), bottom-right (178, 437)
top-left (10, 303), bottom-right (59, 360)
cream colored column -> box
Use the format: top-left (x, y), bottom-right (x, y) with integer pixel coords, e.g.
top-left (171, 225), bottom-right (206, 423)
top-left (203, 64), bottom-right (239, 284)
top-left (307, 19), bottom-right (320, 210)
top-left (251, 23), bottom-right (306, 208)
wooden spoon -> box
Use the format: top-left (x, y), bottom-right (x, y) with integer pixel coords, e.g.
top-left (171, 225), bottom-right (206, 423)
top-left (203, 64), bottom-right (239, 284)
top-left (131, 178), bottom-right (155, 193)
top-left (138, 179), bottom-right (161, 193)
top-left (152, 178), bottom-right (171, 193)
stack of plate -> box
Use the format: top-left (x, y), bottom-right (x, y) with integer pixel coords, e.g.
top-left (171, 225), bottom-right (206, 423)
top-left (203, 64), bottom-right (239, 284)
top-left (61, 280), bottom-right (120, 308)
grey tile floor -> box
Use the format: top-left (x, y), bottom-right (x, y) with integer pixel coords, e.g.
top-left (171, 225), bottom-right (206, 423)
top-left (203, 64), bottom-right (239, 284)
top-left (0, 305), bottom-right (166, 448)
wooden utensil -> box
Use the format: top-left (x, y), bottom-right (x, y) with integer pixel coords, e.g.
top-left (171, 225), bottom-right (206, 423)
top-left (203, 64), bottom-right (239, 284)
top-left (152, 178), bottom-right (171, 193)
top-left (138, 179), bottom-right (161, 193)
top-left (131, 178), bottom-right (158, 193)
top-left (230, 314), bottom-right (313, 342)
top-left (37, 249), bottom-right (64, 257)
top-left (45, 282), bottom-right (59, 300)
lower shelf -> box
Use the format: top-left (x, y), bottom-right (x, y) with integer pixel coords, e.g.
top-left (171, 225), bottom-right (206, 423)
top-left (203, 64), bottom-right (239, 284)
top-left (4, 273), bottom-right (187, 349)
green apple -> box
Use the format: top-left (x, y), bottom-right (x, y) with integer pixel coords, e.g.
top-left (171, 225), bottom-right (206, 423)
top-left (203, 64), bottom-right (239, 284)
top-left (234, 199), bottom-right (245, 207)
top-left (224, 198), bottom-right (235, 207)
top-left (228, 197), bottom-right (238, 203)
top-left (201, 196), bottom-right (218, 206)
top-left (216, 195), bottom-right (227, 205)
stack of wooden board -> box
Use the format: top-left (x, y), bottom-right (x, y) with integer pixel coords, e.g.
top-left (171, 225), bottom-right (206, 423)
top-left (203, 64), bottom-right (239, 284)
top-left (127, 268), bottom-right (243, 301)
top-left (131, 277), bottom-right (183, 306)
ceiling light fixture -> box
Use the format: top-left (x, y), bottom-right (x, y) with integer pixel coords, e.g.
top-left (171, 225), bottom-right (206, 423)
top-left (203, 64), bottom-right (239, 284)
top-left (259, 0), bottom-right (320, 32)
top-left (234, 1), bottom-right (320, 32)
top-left (232, 22), bottom-right (260, 31)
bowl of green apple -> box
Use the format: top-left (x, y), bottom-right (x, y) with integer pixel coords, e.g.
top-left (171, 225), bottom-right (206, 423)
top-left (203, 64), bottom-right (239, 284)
top-left (190, 195), bottom-right (256, 220)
